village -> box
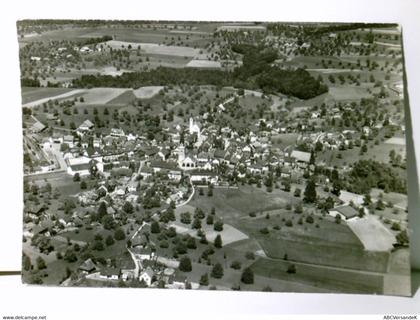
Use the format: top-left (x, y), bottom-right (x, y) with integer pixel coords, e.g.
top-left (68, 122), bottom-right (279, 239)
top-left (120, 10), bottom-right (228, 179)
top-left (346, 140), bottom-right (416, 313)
top-left (20, 21), bottom-right (410, 295)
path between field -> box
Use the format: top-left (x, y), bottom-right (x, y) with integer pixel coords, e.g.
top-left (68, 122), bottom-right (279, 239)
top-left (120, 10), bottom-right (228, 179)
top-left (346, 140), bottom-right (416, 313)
top-left (22, 89), bottom-right (86, 108)
top-left (127, 221), bottom-right (148, 278)
top-left (176, 178), bottom-right (195, 208)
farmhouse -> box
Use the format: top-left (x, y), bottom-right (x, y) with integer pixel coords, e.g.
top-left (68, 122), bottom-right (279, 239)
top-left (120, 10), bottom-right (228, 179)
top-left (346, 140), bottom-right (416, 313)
top-left (169, 274), bottom-right (187, 289)
top-left (140, 166), bottom-right (153, 179)
top-left (190, 169), bottom-right (218, 184)
top-left (329, 205), bottom-right (358, 220)
top-left (63, 135), bottom-right (75, 148)
top-left (110, 128), bottom-right (125, 137)
top-left (139, 266), bottom-right (155, 286)
top-left (78, 119), bottom-right (94, 133)
top-left (30, 121), bottom-right (46, 133)
top-left (66, 156), bottom-right (93, 176)
top-left (99, 267), bottom-right (120, 280)
top-left (290, 150), bottom-right (311, 168)
top-left (78, 258), bottom-right (97, 274)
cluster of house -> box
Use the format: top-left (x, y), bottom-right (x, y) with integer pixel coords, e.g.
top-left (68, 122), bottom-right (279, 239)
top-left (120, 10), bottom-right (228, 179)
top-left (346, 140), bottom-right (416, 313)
top-left (78, 249), bottom-right (194, 289)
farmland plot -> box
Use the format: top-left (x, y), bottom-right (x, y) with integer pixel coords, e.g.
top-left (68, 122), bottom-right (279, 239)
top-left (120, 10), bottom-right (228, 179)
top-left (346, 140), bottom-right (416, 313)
top-left (105, 40), bottom-right (201, 57)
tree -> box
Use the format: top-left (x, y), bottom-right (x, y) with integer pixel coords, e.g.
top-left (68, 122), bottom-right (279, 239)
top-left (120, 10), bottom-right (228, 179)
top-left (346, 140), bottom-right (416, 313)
top-left (101, 215), bottom-right (115, 230)
top-left (22, 253), bottom-right (32, 271)
top-left (179, 256), bottom-right (192, 272)
top-left (230, 260), bottom-right (242, 270)
top-left (199, 273), bottom-right (209, 286)
top-left (151, 221), bottom-right (161, 234)
top-left (211, 262), bottom-right (224, 279)
top-left (114, 228), bottom-right (126, 240)
top-left (214, 234), bottom-right (222, 248)
top-left (36, 256), bottom-right (46, 270)
top-left (98, 201), bottom-right (107, 218)
top-left (186, 236), bottom-right (196, 249)
top-left (294, 188), bottom-right (301, 197)
top-left (105, 235), bottom-right (115, 246)
top-left (64, 249), bottom-right (77, 262)
top-left (207, 185), bottom-right (213, 197)
top-left (93, 240), bottom-right (104, 251)
top-left (180, 212), bottom-right (192, 224)
top-left (303, 179), bottom-right (317, 203)
top-left (395, 230), bottom-right (409, 247)
top-left (335, 214), bottom-right (342, 224)
top-left (241, 267), bottom-right (254, 284)
top-left (206, 214), bottom-right (214, 225)
top-left (391, 222), bottom-right (401, 231)
top-left (305, 215), bottom-right (314, 224)
top-left (192, 217), bottom-right (202, 229)
top-left (123, 201), bottom-right (134, 214)
top-left (287, 264), bottom-right (296, 274)
top-left (214, 220), bottom-right (224, 231)
top-left (73, 173), bottom-right (80, 182)
top-left (80, 180), bottom-right (87, 189)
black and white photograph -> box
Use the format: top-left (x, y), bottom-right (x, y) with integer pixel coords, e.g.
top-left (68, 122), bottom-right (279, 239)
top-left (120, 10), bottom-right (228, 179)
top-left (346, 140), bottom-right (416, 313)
top-left (17, 19), bottom-right (413, 296)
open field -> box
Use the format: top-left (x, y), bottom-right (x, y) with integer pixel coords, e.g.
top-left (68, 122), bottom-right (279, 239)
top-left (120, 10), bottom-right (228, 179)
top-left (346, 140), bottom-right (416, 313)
top-left (20, 25), bottom-right (214, 48)
top-left (105, 40), bottom-right (201, 57)
top-left (347, 216), bottom-right (395, 251)
top-left (186, 186), bottom-right (389, 273)
top-left (133, 86), bottom-right (164, 99)
top-left (186, 60), bottom-right (222, 69)
top-left (188, 186), bottom-right (294, 222)
top-left (21, 87), bottom-right (75, 104)
top-left (170, 220), bottom-right (249, 246)
top-left (251, 257), bottom-right (384, 294)
top-left (78, 88), bottom-right (130, 105)
top-left (385, 137), bottom-right (406, 146)
top-left (22, 89), bottom-right (86, 108)
top-left (326, 86), bottom-right (372, 101)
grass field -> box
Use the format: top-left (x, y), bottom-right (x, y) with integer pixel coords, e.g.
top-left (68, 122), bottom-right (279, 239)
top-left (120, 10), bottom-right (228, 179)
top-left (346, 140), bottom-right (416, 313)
top-left (188, 186), bottom-right (292, 222)
top-left (20, 25), bottom-right (214, 48)
top-left (78, 88), bottom-right (130, 105)
top-left (347, 216), bottom-right (395, 251)
top-left (22, 89), bottom-right (85, 108)
top-left (105, 40), bottom-right (201, 57)
top-left (251, 257), bottom-right (384, 294)
top-left (21, 87), bottom-right (75, 104)
top-left (186, 185), bottom-right (389, 273)
top-left (186, 60), bottom-right (222, 68)
top-left (133, 86), bottom-right (164, 99)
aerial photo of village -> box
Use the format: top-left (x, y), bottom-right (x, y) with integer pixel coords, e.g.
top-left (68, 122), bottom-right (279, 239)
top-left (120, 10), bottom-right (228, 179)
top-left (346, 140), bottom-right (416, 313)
top-left (18, 20), bottom-right (410, 296)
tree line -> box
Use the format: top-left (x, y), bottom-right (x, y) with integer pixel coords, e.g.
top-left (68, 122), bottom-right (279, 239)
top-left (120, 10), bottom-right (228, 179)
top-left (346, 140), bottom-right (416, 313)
top-left (68, 43), bottom-right (327, 99)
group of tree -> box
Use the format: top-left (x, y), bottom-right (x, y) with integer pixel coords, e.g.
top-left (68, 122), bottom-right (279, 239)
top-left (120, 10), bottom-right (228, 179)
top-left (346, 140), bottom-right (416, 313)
top-left (70, 44), bottom-right (327, 100)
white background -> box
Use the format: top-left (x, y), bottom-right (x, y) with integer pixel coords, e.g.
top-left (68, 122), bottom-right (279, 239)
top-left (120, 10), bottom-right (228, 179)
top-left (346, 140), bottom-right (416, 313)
top-left (0, 0), bottom-right (419, 317)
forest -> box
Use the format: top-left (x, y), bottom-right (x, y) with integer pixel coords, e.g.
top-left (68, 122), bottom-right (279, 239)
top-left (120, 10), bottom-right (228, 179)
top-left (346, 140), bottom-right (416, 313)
top-left (345, 160), bottom-right (407, 195)
top-left (71, 44), bottom-right (327, 99)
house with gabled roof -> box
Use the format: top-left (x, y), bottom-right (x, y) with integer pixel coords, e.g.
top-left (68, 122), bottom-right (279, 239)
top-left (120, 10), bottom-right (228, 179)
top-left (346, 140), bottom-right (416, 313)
top-left (79, 258), bottom-right (97, 274)
top-left (78, 119), bottom-right (94, 132)
top-left (139, 266), bottom-right (155, 286)
top-left (329, 205), bottom-right (358, 221)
